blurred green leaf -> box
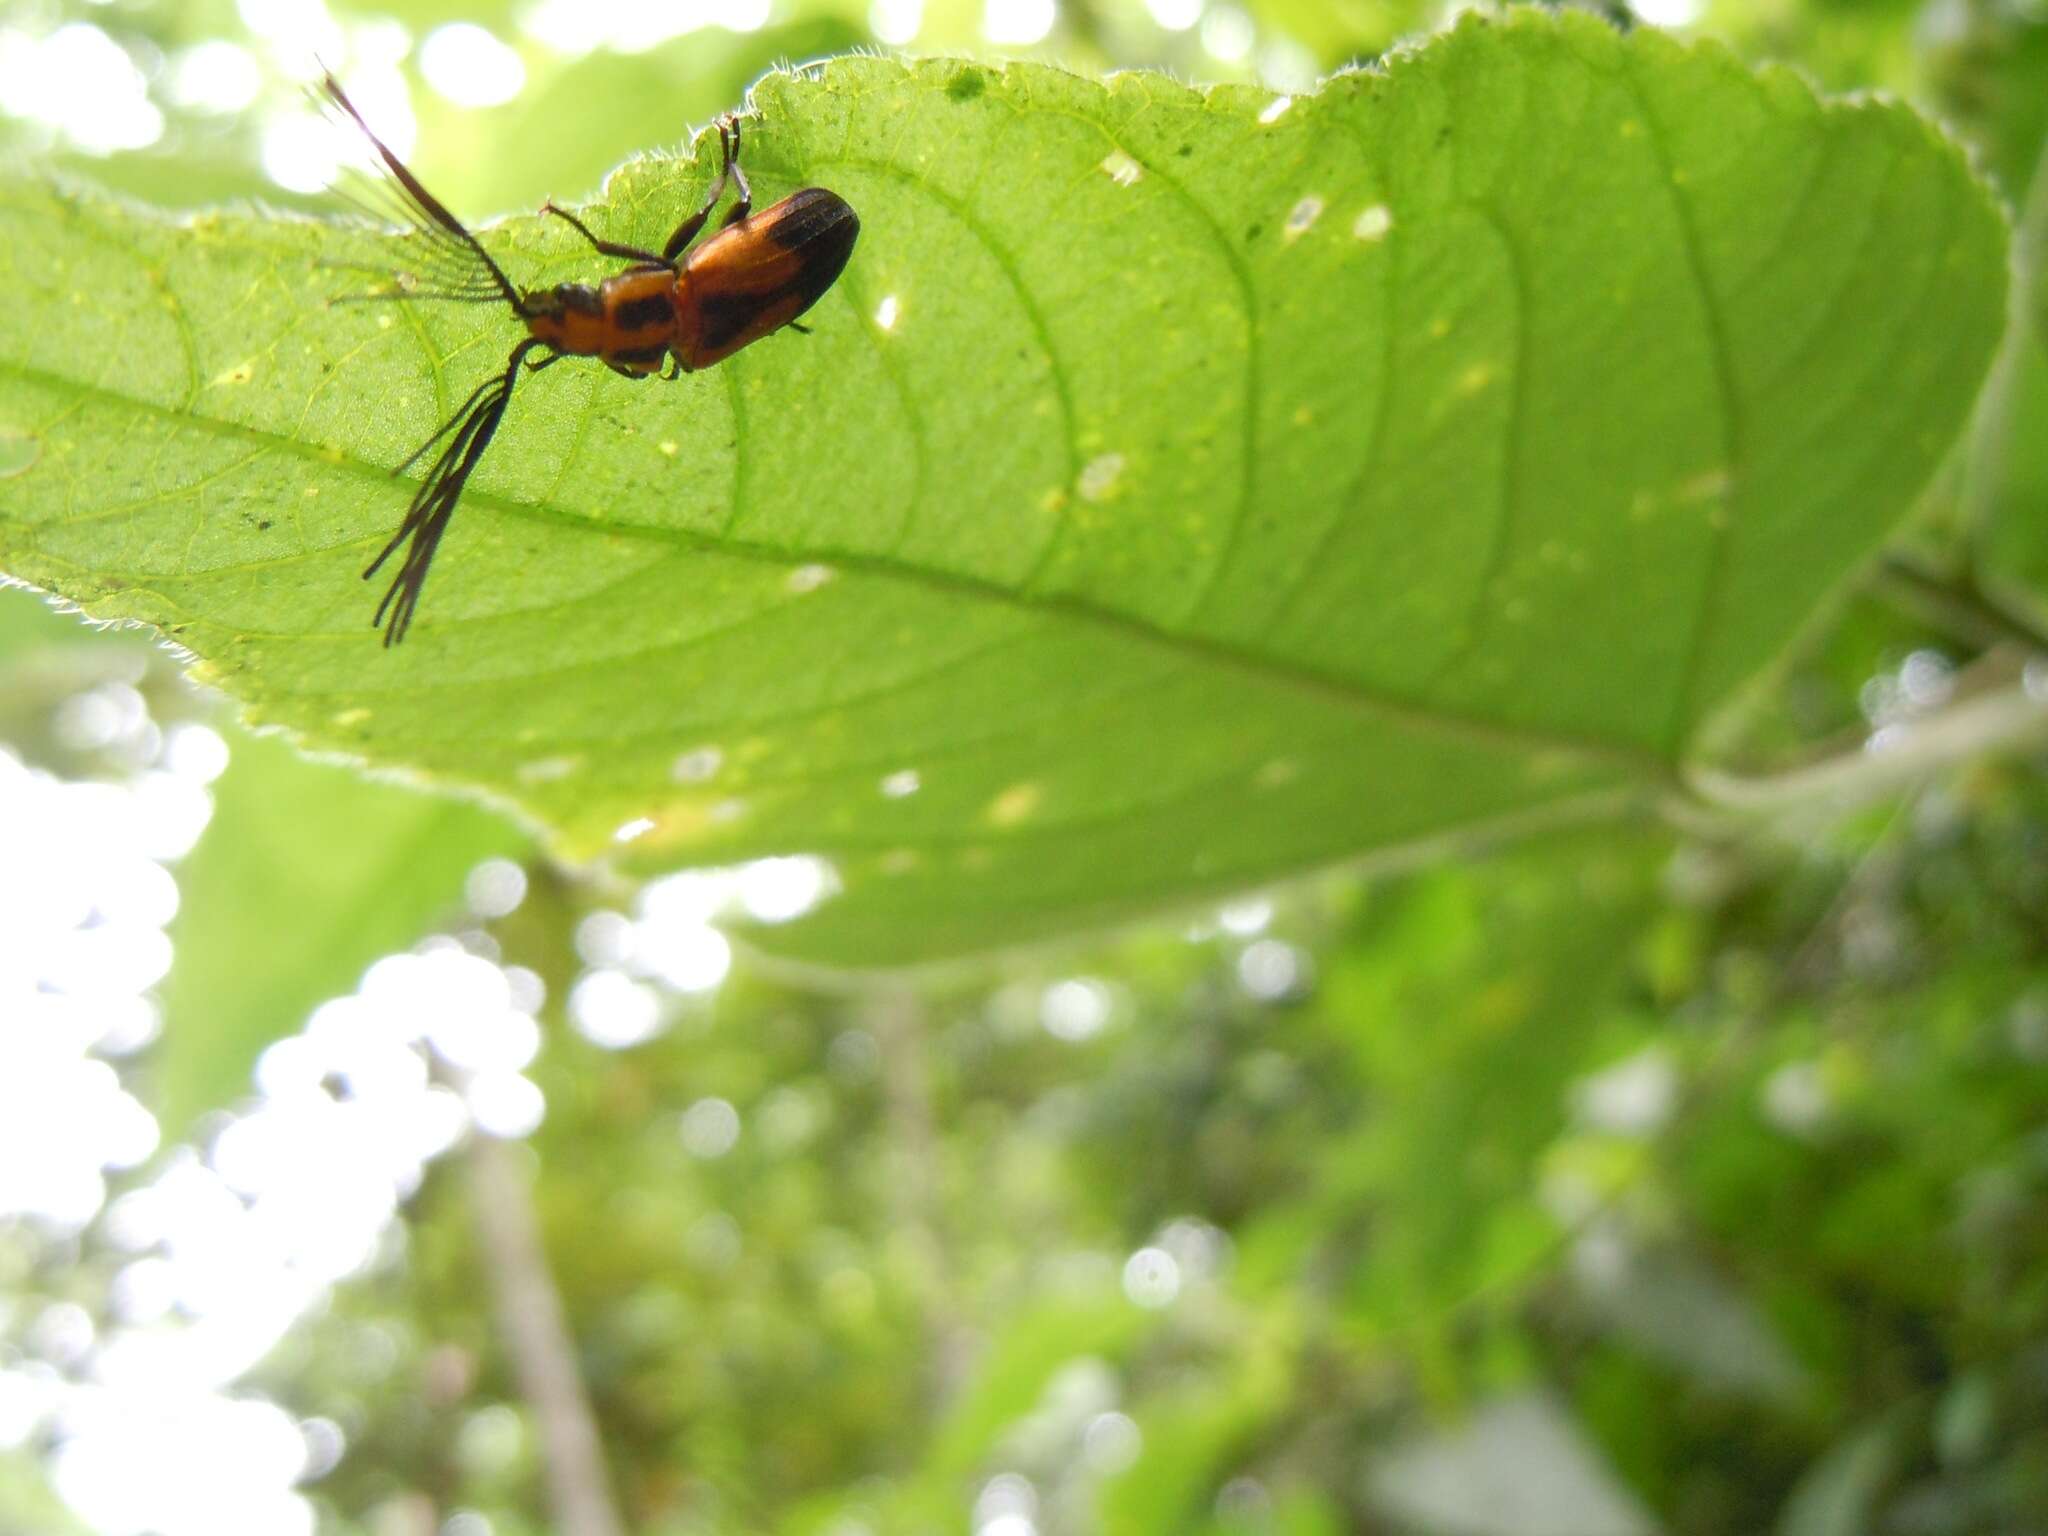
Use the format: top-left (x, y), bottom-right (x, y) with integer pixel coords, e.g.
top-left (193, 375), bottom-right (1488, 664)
top-left (1365, 1392), bottom-right (1660, 1536)
top-left (0, 1450), bottom-right (91, 1536)
top-left (413, 20), bottom-right (867, 213)
top-left (0, 580), bottom-right (77, 656)
top-left (155, 724), bottom-right (527, 1139)
top-left (1579, 1251), bottom-right (1809, 1408)
top-left (926, 1298), bottom-right (1142, 1486)
top-left (1100, 1347), bottom-right (1290, 1534)
top-left (1974, 147), bottom-right (2048, 602)
top-left (1776, 1412), bottom-right (1908, 1536)
top-left (0, 14), bottom-right (2008, 967)
top-left (1238, 0), bottom-right (1432, 66)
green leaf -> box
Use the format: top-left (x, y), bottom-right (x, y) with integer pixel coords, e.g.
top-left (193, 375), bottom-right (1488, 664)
top-left (0, 577), bottom-right (82, 658)
top-left (154, 724), bottom-right (526, 1140)
top-left (1775, 1413), bottom-right (1909, 1536)
top-left (0, 13), bottom-right (2007, 966)
top-left (0, 1450), bottom-right (91, 1536)
top-left (1366, 1392), bottom-right (1659, 1536)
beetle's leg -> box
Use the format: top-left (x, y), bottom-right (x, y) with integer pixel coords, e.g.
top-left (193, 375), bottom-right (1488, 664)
top-left (540, 202), bottom-right (666, 264)
top-left (718, 116), bottom-right (752, 228)
top-left (660, 116), bottom-right (739, 263)
top-left (659, 353), bottom-right (682, 381)
top-left (787, 321), bottom-right (812, 335)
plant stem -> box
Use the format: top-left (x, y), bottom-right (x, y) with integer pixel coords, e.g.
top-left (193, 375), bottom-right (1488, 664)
top-left (1687, 675), bottom-right (2048, 819)
top-left (1875, 550), bottom-right (2048, 656)
top-left (871, 988), bottom-right (975, 1396)
top-left (466, 1135), bottom-right (625, 1536)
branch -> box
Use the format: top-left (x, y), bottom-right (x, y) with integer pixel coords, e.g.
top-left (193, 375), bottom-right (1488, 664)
top-left (1686, 673), bottom-right (2048, 820)
top-left (870, 988), bottom-right (976, 1395)
top-left (1875, 551), bottom-right (2048, 656)
top-left (465, 1135), bottom-right (626, 1536)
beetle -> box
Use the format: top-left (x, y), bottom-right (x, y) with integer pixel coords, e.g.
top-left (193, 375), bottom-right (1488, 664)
top-left (318, 74), bottom-right (859, 645)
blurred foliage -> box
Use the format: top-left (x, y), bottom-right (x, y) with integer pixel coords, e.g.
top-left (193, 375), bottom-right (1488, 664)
top-left (2, 0), bottom-right (2047, 1532)
top-left (156, 724), bottom-right (527, 1143)
top-left (247, 780), bottom-right (2048, 1536)
top-left (420, 19), bottom-right (865, 212)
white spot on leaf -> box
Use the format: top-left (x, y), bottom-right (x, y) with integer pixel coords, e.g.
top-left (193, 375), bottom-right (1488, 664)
top-left (672, 746), bottom-right (723, 783)
top-left (988, 782), bottom-right (1043, 826)
top-left (1099, 150), bottom-right (1144, 187)
top-left (1283, 196), bottom-right (1323, 240)
top-left (1353, 204), bottom-right (1393, 241)
top-left (518, 755), bottom-right (581, 783)
top-left (1254, 758), bottom-right (1297, 789)
top-left (1677, 467), bottom-right (1733, 503)
top-left (786, 563), bottom-right (835, 594)
top-left (1078, 452), bottom-right (1125, 502)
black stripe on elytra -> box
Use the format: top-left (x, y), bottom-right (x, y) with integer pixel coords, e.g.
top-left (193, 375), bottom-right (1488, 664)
top-left (695, 292), bottom-right (764, 353)
top-left (765, 190), bottom-right (860, 307)
top-left (764, 189), bottom-right (848, 249)
top-left (613, 291), bottom-right (674, 332)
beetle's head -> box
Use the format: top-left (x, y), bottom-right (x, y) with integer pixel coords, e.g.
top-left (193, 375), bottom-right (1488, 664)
top-left (519, 282), bottom-right (602, 320)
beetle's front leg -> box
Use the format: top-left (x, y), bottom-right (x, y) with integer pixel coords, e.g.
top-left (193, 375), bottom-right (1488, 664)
top-left (718, 115), bottom-right (752, 229)
top-left (660, 116), bottom-right (741, 263)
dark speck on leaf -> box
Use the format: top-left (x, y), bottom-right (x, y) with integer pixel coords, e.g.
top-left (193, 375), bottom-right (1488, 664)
top-left (947, 70), bottom-right (987, 102)
top-left (1245, 222), bottom-right (1263, 242)
top-left (1177, 144), bottom-right (1192, 156)
top-left (258, 520), bottom-right (272, 530)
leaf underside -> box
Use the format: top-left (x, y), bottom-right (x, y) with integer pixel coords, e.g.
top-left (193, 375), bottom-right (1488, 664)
top-left (0, 13), bottom-right (2007, 966)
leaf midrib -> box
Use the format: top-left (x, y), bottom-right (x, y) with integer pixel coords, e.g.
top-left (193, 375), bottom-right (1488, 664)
top-left (0, 352), bottom-right (1676, 779)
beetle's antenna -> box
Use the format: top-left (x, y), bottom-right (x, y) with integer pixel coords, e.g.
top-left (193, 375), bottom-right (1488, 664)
top-left (319, 186), bottom-right (511, 302)
top-left (316, 72), bottom-right (528, 315)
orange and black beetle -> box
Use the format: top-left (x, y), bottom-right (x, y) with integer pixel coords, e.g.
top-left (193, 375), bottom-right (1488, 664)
top-left (320, 75), bottom-right (858, 644)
